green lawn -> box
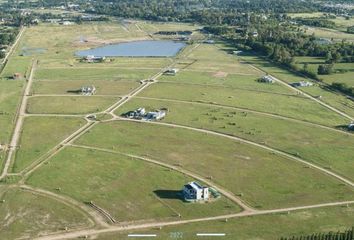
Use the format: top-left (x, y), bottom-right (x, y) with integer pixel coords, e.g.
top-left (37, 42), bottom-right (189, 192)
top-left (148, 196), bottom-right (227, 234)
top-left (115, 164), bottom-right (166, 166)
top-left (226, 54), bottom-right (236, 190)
top-left (0, 187), bottom-right (91, 239)
top-left (159, 71), bottom-right (292, 95)
top-left (34, 68), bottom-right (157, 81)
top-left (12, 116), bottom-right (86, 172)
top-left (32, 80), bottom-right (140, 96)
top-left (27, 147), bottom-right (241, 222)
top-left (116, 98), bottom-right (354, 181)
top-left (138, 82), bottom-right (347, 126)
top-left (75, 121), bottom-right (354, 209)
top-left (96, 204), bottom-right (354, 240)
top-left (26, 96), bottom-right (119, 114)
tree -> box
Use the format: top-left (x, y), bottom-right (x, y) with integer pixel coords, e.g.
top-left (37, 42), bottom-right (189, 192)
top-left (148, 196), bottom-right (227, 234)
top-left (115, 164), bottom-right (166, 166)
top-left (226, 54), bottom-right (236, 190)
top-left (318, 64), bottom-right (334, 75)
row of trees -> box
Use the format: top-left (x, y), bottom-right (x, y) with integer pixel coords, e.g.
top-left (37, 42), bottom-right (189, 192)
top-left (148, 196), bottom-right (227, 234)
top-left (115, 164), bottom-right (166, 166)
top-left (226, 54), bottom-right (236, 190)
top-left (280, 227), bottom-right (353, 240)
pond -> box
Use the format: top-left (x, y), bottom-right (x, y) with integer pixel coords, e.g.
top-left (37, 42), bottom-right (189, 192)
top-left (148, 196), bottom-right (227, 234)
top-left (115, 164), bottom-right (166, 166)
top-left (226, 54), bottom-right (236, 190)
top-left (75, 40), bottom-right (186, 57)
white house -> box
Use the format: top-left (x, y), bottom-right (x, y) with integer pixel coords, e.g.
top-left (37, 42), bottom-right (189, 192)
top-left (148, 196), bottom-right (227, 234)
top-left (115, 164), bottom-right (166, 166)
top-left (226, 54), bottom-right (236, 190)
top-left (349, 122), bottom-right (354, 131)
top-left (182, 182), bottom-right (209, 201)
top-left (164, 68), bottom-right (179, 76)
top-left (259, 75), bottom-right (275, 83)
top-left (291, 81), bottom-right (313, 87)
top-left (81, 85), bottom-right (96, 95)
top-left (83, 55), bottom-right (105, 63)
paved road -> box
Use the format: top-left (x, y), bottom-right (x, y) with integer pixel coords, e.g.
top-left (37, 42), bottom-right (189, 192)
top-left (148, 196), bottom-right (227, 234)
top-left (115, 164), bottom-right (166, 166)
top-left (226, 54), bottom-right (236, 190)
top-left (34, 200), bottom-right (354, 240)
top-left (0, 60), bottom-right (36, 180)
top-left (117, 118), bottom-right (354, 188)
top-left (70, 144), bottom-right (255, 213)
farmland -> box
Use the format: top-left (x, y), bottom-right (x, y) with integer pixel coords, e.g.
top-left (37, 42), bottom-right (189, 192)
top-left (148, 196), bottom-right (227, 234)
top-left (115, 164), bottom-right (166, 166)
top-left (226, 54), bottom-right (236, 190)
top-left (0, 18), bottom-right (353, 240)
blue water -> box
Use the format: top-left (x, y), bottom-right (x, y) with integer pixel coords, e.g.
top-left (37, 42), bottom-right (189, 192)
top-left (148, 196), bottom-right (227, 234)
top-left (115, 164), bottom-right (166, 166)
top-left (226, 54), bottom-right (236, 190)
top-left (75, 40), bottom-right (186, 57)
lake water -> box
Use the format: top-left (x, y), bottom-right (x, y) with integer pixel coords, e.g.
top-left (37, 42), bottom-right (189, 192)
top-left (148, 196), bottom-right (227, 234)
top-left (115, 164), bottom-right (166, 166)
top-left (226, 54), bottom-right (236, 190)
top-left (75, 40), bottom-right (186, 57)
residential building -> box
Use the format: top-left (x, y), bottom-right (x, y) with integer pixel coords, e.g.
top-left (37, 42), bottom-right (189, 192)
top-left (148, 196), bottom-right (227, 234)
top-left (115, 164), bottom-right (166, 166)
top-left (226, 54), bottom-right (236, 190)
top-left (259, 75), bottom-right (275, 83)
top-left (291, 81), bottom-right (313, 87)
top-left (81, 85), bottom-right (96, 95)
top-left (182, 182), bottom-right (209, 201)
top-left (164, 68), bottom-right (179, 76)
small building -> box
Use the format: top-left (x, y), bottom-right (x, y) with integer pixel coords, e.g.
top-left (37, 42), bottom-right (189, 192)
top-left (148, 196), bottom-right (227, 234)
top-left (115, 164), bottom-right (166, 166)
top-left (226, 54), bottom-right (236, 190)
top-left (259, 75), bottom-right (275, 83)
top-left (83, 55), bottom-right (106, 63)
top-left (81, 85), bottom-right (96, 95)
top-left (291, 81), bottom-right (313, 88)
top-left (12, 73), bottom-right (22, 80)
top-left (164, 68), bottom-right (179, 76)
top-left (349, 122), bottom-right (354, 131)
top-left (251, 31), bottom-right (259, 37)
top-left (60, 21), bottom-right (74, 26)
top-left (203, 39), bottom-right (215, 44)
top-left (125, 108), bottom-right (146, 119)
top-left (182, 182), bottom-right (209, 201)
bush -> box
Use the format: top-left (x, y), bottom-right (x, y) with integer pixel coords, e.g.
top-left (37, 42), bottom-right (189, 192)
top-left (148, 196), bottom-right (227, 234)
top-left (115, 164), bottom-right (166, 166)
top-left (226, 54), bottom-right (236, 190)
top-left (318, 64), bottom-right (334, 75)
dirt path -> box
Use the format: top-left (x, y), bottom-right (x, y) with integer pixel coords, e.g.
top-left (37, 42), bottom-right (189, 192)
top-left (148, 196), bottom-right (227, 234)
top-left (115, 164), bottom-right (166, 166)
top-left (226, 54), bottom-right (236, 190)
top-left (20, 185), bottom-right (109, 228)
top-left (117, 118), bottom-right (354, 188)
top-left (0, 59), bottom-right (36, 180)
top-left (34, 200), bottom-right (354, 240)
top-left (69, 144), bottom-right (255, 213)
top-left (134, 96), bottom-right (353, 136)
top-left (0, 27), bottom-right (25, 66)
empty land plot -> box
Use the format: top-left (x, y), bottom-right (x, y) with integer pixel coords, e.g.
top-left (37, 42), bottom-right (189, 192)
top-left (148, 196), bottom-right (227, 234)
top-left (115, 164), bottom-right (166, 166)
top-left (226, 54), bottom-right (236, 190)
top-left (0, 80), bottom-right (24, 143)
top-left (0, 187), bottom-right (91, 240)
top-left (75, 121), bottom-right (354, 209)
top-left (138, 82), bottom-right (347, 126)
top-left (239, 53), bottom-right (354, 118)
top-left (160, 71), bottom-right (295, 95)
top-left (26, 96), bottom-right (119, 114)
top-left (97, 204), bottom-right (354, 240)
top-left (12, 116), bottom-right (86, 173)
top-left (184, 44), bottom-right (261, 75)
top-left (34, 68), bottom-right (157, 81)
top-left (117, 98), bottom-right (354, 181)
top-left (32, 80), bottom-right (140, 96)
top-left (27, 147), bottom-right (241, 222)
top-left (304, 27), bottom-right (354, 42)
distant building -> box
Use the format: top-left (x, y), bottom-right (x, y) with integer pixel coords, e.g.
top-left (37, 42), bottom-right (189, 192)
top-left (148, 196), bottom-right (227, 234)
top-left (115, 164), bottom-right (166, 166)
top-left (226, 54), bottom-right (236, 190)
top-left (203, 39), bottom-right (215, 44)
top-left (291, 81), bottom-right (313, 87)
top-left (83, 55), bottom-right (105, 63)
top-left (251, 31), bottom-right (259, 37)
top-left (349, 122), bottom-right (354, 131)
top-left (164, 68), bottom-right (179, 76)
top-left (60, 21), bottom-right (74, 26)
top-left (81, 85), bottom-right (96, 95)
top-left (182, 182), bottom-right (209, 201)
top-left (124, 108), bottom-right (166, 121)
top-left (12, 73), bottom-right (22, 80)
top-left (259, 75), bottom-right (275, 83)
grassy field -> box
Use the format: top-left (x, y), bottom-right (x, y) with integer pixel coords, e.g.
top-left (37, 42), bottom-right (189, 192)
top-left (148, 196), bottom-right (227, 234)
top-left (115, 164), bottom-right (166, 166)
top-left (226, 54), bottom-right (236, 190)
top-left (115, 98), bottom-right (354, 181)
top-left (12, 117), bottom-right (86, 173)
top-left (0, 187), bottom-right (91, 239)
top-left (34, 68), bottom-right (156, 81)
top-left (27, 147), bottom-right (241, 222)
top-left (75, 121), bottom-right (354, 209)
top-left (159, 71), bottom-right (292, 95)
top-left (138, 82), bottom-right (347, 126)
top-left (96, 204), bottom-right (354, 240)
top-left (32, 80), bottom-right (140, 96)
top-left (26, 96), bottom-right (119, 114)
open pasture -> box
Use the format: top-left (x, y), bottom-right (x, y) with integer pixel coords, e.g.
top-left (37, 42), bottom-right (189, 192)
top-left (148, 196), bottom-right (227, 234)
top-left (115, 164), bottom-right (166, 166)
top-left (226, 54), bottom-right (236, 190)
top-left (0, 187), bottom-right (91, 240)
top-left (27, 147), bottom-right (241, 222)
top-left (32, 80), bottom-right (140, 96)
top-left (75, 121), bottom-right (354, 209)
top-left (138, 82), bottom-right (347, 126)
top-left (26, 96), bottom-right (119, 114)
top-left (12, 116), bottom-right (86, 173)
top-left (116, 98), bottom-right (354, 181)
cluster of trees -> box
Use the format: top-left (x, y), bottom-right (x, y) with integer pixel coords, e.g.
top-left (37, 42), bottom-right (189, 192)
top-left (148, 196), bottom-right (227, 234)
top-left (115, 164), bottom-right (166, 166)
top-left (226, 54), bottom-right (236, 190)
top-left (348, 26), bottom-right (354, 34)
top-left (331, 82), bottom-right (354, 96)
top-left (280, 227), bottom-right (353, 240)
top-left (294, 17), bottom-right (336, 28)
